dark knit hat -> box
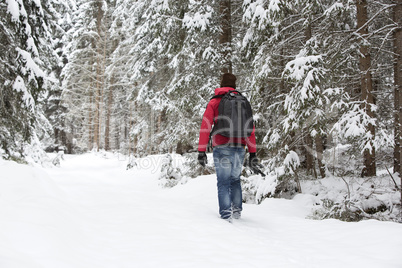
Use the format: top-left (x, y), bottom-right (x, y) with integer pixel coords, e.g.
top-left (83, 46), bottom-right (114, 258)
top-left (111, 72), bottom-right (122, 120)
top-left (220, 73), bottom-right (236, 89)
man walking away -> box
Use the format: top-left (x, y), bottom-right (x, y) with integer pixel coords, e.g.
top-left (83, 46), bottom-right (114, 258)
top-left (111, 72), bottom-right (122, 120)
top-left (197, 73), bottom-right (259, 222)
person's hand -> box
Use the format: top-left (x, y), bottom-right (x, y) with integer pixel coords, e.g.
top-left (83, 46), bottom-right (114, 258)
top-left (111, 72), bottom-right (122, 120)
top-left (198, 151), bottom-right (207, 167)
top-left (249, 152), bottom-right (259, 169)
top-left (249, 153), bottom-right (265, 176)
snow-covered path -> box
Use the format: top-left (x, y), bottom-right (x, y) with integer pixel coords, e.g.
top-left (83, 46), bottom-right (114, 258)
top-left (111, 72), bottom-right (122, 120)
top-left (1, 153), bottom-right (402, 268)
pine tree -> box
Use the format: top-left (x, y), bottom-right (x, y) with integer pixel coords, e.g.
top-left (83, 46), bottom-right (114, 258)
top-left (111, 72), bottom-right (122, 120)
top-left (110, 0), bottom-right (223, 154)
top-left (0, 0), bottom-right (60, 159)
top-left (62, 0), bottom-right (112, 152)
top-left (242, 0), bottom-right (343, 177)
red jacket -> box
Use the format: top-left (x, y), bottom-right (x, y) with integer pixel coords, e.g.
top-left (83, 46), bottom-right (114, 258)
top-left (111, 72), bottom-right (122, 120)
top-left (198, 87), bottom-right (257, 153)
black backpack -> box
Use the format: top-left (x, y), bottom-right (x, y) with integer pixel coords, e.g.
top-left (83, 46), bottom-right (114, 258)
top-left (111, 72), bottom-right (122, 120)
top-left (211, 90), bottom-right (254, 138)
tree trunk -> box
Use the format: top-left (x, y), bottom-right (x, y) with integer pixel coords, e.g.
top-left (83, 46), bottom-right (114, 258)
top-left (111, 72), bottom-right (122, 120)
top-left (114, 120), bottom-right (120, 151)
top-left (219, 0), bottom-right (232, 74)
top-left (395, 66), bottom-right (400, 174)
top-left (94, 84), bottom-right (101, 151)
top-left (356, 0), bottom-right (376, 176)
top-left (303, 22), bottom-right (320, 178)
top-left (54, 128), bottom-right (59, 146)
top-left (305, 132), bottom-right (314, 175)
top-left (88, 87), bottom-right (94, 150)
top-left (394, 0), bottom-right (402, 203)
top-left (93, 0), bottom-right (106, 151)
top-left (315, 134), bottom-right (325, 178)
top-left (104, 79), bottom-right (113, 151)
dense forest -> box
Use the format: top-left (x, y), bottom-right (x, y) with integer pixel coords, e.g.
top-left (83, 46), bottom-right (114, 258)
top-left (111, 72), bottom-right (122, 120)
top-left (1, 0), bottom-right (401, 192)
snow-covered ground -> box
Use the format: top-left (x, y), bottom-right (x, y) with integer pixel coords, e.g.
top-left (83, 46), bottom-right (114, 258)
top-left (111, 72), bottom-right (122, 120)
top-left (1, 153), bottom-right (402, 268)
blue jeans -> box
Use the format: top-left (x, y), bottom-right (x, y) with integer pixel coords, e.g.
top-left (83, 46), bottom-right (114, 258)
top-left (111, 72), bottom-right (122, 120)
top-left (213, 146), bottom-right (246, 219)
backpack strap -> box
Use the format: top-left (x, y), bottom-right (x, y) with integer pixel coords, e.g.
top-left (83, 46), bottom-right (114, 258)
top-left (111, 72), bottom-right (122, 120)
top-left (210, 90), bottom-right (242, 100)
top-left (211, 94), bottom-right (225, 100)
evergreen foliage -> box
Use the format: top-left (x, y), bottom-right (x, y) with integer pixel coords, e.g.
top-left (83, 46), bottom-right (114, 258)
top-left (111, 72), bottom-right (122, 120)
top-left (0, 0), bottom-right (62, 159)
top-left (1, 0), bottom-right (401, 220)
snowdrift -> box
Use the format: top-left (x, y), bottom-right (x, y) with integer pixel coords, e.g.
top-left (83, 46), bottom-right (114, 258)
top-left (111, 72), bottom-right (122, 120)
top-left (1, 153), bottom-right (402, 268)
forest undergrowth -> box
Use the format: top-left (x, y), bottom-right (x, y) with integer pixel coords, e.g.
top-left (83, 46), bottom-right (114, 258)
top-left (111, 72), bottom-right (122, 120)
top-left (152, 147), bottom-right (402, 223)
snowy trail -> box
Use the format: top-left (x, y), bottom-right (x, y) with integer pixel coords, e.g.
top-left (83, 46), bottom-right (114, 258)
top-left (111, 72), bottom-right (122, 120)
top-left (1, 153), bottom-right (402, 268)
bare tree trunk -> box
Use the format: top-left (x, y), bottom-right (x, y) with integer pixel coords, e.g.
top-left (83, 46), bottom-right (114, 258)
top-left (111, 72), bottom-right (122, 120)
top-left (394, 0), bottom-right (402, 203)
top-left (99, 8), bottom-right (108, 151)
top-left (356, 0), bottom-right (376, 176)
top-left (395, 69), bottom-right (400, 174)
top-left (94, 84), bottom-right (101, 151)
top-left (303, 23), bottom-right (316, 177)
top-left (128, 102), bottom-right (133, 155)
top-left (305, 132), bottom-right (314, 175)
top-left (219, 0), bottom-right (232, 74)
top-left (54, 128), bottom-right (59, 146)
top-left (93, 1), bottom-right (102, 151)
top-left (114, 120), bottom-right (120, 151)
top-left (88, 87), bottom-right (94, 150)
top-left (104, 79), bottom-right (113, 151)
top-left (103, 26), bottom-right (113, 151)
top-left (280, 47), bottom-right (286, 93)
top-left (315, 134), bottom-right (325, 178)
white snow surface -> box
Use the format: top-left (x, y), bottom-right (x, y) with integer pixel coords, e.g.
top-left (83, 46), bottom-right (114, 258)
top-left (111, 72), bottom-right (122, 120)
top-left (1, 153), bottom-right (402, 268)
